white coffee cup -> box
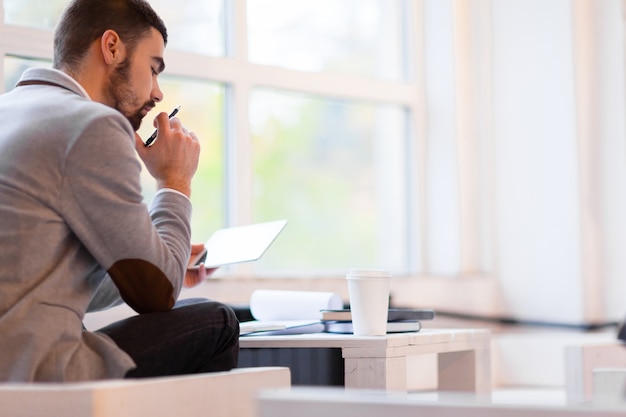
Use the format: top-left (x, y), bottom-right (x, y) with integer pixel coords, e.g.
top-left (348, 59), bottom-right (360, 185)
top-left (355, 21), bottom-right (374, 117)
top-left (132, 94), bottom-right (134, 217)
top-left (346, 269), bottom-right (391, 336)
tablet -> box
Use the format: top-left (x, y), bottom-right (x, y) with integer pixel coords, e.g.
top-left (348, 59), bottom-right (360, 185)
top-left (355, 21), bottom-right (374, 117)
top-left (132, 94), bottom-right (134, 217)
top-left (192, 219), bottom-right (287, 268)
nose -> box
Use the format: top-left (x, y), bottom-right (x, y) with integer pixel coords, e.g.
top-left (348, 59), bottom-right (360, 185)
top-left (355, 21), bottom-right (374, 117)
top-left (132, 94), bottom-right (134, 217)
top-left (152, 80), bottom-right (163, 103)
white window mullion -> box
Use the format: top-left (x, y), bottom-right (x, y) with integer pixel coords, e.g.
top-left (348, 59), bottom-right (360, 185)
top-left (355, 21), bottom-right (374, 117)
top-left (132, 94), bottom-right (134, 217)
top-left (0, 26), bottom-right (54, 94)
top-left (452, 0), bottom-right (493, 275)
top-left (224, 0), bottom-right (252, 228)
top-left (0, 26), bottom-right (53, 59)
top-left (226, 0), bottom-right (255, 275)
top-left (163, 54), bottom-right (416, 106)
top-left (407, 0), bottom-right (427, 274)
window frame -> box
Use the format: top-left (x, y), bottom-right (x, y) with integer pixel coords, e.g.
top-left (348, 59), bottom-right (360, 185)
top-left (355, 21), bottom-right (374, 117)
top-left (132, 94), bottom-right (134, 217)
top-left (0, 0), bottom-right (489, 281)
top-left (162, 0), bottom-right (425, 276)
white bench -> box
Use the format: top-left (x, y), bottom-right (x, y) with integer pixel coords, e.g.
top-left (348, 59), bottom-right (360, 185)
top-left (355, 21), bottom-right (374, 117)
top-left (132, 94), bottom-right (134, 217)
top-left (0, 367), bottom-right (290, 417)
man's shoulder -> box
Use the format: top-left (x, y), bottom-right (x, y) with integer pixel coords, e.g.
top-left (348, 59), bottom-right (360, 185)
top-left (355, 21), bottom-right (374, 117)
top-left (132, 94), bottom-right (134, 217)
top-left (44, 96), bottom-right (133, 145)
top-left (19, 67), bottom-right (89, 99)
top-left (13, 68), bottom-right (131, 132)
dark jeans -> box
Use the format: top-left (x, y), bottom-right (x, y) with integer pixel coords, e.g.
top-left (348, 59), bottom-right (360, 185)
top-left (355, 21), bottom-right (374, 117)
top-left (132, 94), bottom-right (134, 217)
top-left (97, 298), bottom-right (240, 378)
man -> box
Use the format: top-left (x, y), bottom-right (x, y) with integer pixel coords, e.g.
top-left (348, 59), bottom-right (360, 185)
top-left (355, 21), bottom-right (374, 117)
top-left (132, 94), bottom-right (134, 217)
top-left (0, 0), bottom-right (239, 382)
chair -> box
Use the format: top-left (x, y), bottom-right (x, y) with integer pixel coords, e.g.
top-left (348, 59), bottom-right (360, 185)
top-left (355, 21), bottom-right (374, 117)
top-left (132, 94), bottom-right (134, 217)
top-left (0, 366), bottom-right (290, 417)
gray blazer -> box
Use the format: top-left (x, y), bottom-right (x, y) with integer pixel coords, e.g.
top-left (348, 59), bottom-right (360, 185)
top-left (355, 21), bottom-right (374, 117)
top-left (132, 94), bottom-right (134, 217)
top-left (0, 68), bottom-right (192, 381)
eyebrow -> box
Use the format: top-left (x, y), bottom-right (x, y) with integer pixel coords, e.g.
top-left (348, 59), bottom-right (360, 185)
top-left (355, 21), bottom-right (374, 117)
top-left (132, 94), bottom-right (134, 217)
top-left (152, 57), bottom-right (165, 74)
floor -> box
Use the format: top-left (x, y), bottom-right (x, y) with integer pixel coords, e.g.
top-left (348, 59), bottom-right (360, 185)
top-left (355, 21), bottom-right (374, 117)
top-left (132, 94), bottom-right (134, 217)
top-left (490, 387), bottom-right (567, 405)
top-left (407, 387), bottom-right (567, 407)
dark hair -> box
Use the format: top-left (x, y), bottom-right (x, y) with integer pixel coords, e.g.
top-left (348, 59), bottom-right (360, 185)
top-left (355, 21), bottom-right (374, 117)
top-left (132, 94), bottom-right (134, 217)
top-left (53, 0), bottom-right (168, 71)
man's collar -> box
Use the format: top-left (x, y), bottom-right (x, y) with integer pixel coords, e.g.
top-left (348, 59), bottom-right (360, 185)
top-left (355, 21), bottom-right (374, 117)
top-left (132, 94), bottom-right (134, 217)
top-left (17, 67), bottom-right (92, 100)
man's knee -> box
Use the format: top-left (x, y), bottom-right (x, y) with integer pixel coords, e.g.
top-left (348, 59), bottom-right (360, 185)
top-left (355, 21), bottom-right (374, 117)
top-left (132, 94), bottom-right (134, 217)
top-left (177, 298), bottom-right (237, 325)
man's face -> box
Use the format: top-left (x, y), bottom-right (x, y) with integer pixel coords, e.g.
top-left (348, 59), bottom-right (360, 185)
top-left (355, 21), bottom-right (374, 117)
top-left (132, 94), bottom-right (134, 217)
top-left (105, 28), bottom-right (165, 131)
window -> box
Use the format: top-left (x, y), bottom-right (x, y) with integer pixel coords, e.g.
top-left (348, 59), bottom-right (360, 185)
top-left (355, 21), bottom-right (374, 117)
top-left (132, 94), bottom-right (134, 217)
top-left (135, 76), bottom-right (226, 241)
top-left (3, 0), bottom-right (65, 29)
top-left (247, 0), bottom-right (405, 80)
top-left (5, 0), bottom-right (623, 325)
top-left (3, 55), bottom-right (50, 92)
top-left (146, 0), bottom-right (226, 56)
top-left (0, 0), bottom-right (425, 277)
top-left (249, 88), bottom-right (408, 272)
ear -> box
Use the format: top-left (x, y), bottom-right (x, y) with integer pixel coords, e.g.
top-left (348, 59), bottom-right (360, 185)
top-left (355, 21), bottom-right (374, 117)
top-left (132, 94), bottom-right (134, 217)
top-left (100, 29), bottom-right (126, 65)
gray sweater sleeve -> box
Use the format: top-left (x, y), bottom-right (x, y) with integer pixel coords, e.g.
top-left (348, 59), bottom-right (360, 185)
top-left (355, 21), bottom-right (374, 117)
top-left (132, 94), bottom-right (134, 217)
top-left (86, 273), bottom-right (123, 312)
top-left (61, 114), bottom-right (192, 313)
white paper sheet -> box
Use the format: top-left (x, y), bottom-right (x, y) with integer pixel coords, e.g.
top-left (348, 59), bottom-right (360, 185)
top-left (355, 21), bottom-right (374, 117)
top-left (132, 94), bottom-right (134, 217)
top-left (250, 289), bottom-right (343, 321)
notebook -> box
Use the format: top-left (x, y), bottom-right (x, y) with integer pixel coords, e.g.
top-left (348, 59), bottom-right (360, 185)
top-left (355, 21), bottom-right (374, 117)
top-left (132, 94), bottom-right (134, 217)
top-left (320, 308), bottom-right (435, 322)
top-left (324, 320), bottom-right (422, 334)
top-left (239, 321), bottom-right (287, 335)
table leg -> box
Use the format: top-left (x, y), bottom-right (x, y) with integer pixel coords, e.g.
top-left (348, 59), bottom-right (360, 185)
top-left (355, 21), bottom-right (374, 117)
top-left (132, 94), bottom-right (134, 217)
top-left (438, 347), bottom-right (491, 393)
top-left (343, 356), bottom-right (408, 391)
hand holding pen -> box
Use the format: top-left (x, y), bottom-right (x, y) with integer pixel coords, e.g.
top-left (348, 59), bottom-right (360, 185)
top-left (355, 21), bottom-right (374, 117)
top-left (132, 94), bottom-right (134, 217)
top-left (135, 104), bottom-right (200, 198)
top-left (144, 105), bottom-right (181, 147)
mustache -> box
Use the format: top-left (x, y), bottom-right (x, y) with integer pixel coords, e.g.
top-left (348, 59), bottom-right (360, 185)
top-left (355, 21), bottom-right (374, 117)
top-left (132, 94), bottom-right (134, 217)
top-left (144, 100), bottom-right (156, 112)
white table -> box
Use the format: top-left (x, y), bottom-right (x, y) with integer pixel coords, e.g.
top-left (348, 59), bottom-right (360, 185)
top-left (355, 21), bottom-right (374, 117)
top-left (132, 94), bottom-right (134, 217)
top-left (240, 328), bottom-right (491, 392)
top-left (257, 387), bottom-right (626, 417)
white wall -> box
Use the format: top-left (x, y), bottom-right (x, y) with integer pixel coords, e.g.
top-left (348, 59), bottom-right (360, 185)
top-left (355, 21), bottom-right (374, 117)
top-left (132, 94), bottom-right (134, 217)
top-left (419, 0), bottom-right (626, 323)
top-left (492, 0), bottom-right (583, 322)
top-left (492, 0), bottom-right (626, 322)
top-left (583, 0), bottom-right (626, 320)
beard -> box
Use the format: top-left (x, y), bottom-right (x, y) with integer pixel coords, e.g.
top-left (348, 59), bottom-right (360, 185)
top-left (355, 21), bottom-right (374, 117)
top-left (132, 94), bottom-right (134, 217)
top-left (106, 58), bottom-right (154, 131)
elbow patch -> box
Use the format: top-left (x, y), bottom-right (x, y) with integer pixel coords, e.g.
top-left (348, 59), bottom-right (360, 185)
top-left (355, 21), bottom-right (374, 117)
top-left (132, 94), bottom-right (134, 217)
top-left (107, 259), bottom-right (175, 313)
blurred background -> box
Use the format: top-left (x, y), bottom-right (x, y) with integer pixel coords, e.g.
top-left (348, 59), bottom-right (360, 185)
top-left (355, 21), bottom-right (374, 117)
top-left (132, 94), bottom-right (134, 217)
top-left (2, 0), bottom-right (625, 333)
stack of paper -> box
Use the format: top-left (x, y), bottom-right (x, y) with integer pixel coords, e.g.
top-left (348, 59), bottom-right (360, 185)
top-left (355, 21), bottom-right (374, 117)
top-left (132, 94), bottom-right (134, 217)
top-left (240, 289), bottom-right (343, 335)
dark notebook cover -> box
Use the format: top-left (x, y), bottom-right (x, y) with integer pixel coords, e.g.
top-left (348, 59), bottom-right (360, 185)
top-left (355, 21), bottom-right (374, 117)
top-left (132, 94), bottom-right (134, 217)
top-left (320, 308), bottom-right (435, 322)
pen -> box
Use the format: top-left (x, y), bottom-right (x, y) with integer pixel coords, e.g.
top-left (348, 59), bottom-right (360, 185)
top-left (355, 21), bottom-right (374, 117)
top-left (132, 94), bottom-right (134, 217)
top-left (144, 105), bottom-right (181, 147)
